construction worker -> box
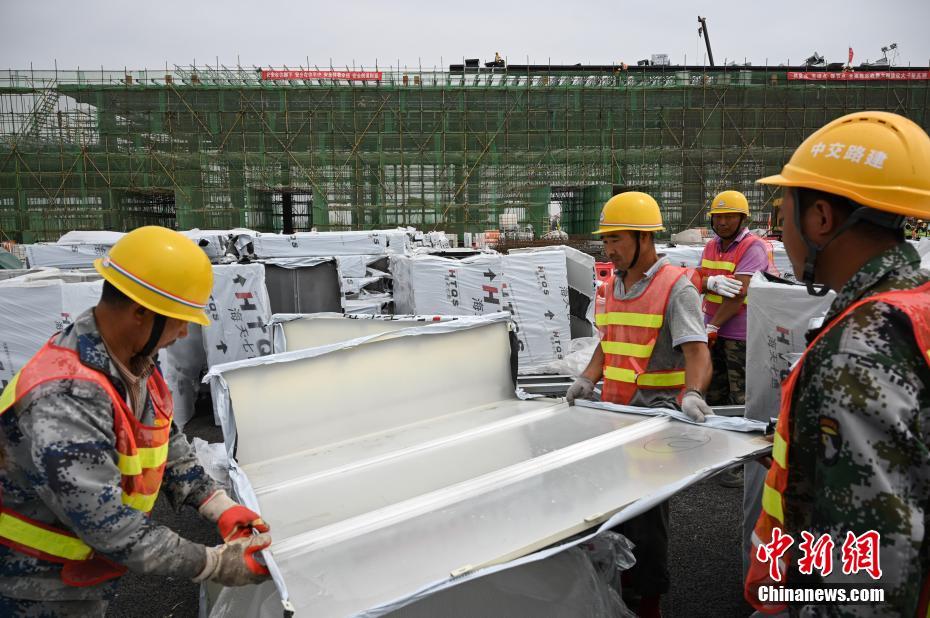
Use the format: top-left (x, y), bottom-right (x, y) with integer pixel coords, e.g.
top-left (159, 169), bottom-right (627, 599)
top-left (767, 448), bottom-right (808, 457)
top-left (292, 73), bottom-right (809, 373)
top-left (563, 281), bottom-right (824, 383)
top-left (567, 191), bottom-right (713, 617)
top-left (745, 111), bottom-right (930, 615)
top-left (696, 191), bottom-right (778, 488)
top-left (698, 190), bottom-right (778, 407)
top-left (0, 227), bottom-right (272, 616)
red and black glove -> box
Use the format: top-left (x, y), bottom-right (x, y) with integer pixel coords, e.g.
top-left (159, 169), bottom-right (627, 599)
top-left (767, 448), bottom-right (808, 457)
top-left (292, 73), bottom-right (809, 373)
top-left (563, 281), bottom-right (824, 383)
top-left (199, 490), bottom-right (271, 542)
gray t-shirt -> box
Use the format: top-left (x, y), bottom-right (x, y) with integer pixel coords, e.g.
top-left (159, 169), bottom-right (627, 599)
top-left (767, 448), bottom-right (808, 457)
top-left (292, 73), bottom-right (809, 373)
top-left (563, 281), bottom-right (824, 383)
top-left (609, 256), bottom-right (707, 409)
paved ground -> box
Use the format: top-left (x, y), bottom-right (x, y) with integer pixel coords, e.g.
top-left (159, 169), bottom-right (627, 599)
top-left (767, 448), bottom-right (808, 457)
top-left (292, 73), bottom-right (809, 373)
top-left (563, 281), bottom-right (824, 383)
top-left (664, 473), bottom-right (755, 617)
top-left (107, 407), bottom-right (753, 617)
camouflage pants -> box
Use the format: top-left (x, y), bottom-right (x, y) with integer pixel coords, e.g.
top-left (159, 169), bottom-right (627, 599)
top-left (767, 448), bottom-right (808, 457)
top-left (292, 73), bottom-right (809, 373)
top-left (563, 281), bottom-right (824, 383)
top-left (707, 337), bottom-right (746, 406)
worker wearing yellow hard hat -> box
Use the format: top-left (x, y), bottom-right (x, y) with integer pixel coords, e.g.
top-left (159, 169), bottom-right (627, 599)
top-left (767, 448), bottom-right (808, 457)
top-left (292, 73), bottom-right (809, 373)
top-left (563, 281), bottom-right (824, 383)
top-left (745, 111), bottom-right (930, 615)
top-left (592, 191), bottom-right (668, 234)
top-left (572, 191), bottom-right (712, 615)
top-left (696, 190), bottom-right (779, 488)
top-left (699, 191), bottom-right (765, 321)
top-left (709, 189), bottom-right (750, 215)
top-left (0, 226), bottom-right (271, 616)
top-left (94, 225), bottom-right (214, 326)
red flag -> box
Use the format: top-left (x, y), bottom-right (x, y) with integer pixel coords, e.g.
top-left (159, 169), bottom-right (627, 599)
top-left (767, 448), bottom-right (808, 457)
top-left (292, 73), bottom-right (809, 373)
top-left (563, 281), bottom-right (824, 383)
top-left (848, 47), bottom-right (854, 64)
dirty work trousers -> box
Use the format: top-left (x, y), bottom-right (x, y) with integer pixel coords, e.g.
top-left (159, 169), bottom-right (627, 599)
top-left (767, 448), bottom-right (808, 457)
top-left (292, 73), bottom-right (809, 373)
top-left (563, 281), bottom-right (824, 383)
top-left (707, 337), bottom-right (747, 406)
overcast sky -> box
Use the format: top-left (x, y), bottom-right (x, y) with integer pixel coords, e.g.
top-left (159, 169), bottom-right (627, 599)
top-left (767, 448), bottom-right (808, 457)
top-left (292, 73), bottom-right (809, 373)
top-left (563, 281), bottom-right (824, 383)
top-left (2, 0), bottom-right (929, 71)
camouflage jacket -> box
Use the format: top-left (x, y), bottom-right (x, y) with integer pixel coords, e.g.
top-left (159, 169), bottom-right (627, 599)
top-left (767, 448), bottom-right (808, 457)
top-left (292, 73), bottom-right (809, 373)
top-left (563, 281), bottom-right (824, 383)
top-left (784, 243), bottom-right (930, 616)
top-left (0, 309), bottom-right (217, 601)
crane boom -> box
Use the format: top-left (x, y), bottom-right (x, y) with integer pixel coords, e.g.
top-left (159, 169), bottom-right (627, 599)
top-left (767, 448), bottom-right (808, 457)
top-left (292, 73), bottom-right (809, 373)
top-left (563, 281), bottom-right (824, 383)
top-left (698, 16), bottom-right (715, 67)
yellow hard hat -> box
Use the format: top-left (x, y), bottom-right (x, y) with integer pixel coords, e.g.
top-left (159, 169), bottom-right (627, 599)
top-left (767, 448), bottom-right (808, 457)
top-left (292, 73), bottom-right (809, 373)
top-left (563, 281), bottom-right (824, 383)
top-left (757, 111), bottom-right (930, 219)
top-left (94, 226), bottom-right (213, 326)
top-left (709, 190), bottom-right (750, 216)
top-left (593, 192), bottom-right (665, 234)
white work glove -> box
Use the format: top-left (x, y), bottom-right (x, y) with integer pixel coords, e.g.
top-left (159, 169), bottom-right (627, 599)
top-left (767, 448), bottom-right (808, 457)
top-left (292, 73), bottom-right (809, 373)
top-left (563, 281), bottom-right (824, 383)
top-left (566, 376), bottom-right (595, 405)
top-left (193, 534), bottom-right (272, 587)
top-left (706, 274), bottom-right (743, 298)
top-left (681, 389), bottom-right (714, 423)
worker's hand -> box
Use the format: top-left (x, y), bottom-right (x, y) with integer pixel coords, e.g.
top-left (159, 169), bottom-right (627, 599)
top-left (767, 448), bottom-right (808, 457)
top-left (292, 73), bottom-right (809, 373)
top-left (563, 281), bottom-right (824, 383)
top-left (706, 274), bottom-right (743, 298)
top-left (566, 376), bottom-right (595, 405)
top-left (681, 390), bottom-right (714, 423)
top-left (199, 490), bottom-right (270, 542)
top-left (705, 324), bottom-right (719, 348)
top-left (193, 534), bottom-right (272, 587)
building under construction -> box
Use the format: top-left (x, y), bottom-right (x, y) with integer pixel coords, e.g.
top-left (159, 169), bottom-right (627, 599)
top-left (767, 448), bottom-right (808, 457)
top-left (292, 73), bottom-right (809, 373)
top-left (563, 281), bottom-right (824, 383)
top-left (1, 63), bottom-right (928, 242)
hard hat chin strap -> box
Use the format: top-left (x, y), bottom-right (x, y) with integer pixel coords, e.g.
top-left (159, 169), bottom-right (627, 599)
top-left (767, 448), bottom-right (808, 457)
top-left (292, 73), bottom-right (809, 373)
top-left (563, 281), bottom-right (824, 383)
top-left (792, 188), bottom-right (905, 297)
top-left (628, 231), bottom-right (642, 271)
top-left (138, 313), bottom-right (167, 360)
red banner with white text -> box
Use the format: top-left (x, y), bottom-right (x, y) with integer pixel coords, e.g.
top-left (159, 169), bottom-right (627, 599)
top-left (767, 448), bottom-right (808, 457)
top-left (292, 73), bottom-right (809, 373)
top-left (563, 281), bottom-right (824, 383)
top-left (261, 70), bottom-right (383, 81)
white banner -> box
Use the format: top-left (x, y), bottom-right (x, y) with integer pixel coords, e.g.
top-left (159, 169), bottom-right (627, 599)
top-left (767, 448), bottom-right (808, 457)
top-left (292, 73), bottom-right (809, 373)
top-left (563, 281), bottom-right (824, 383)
top-left (25, 244), bottom-right (109, 268)
top-left (202, 264), bottom-right (273, 367)
top-left (250, 231), bottom-right (394, 258)
top-left (391, 252), bottom-right (573, 372)
top-left (502, 252), bottom-right (571, 373)
top-left (745, 273), bottom-right (835, 422)
top-left (391, 254), bottom-right (506, 316)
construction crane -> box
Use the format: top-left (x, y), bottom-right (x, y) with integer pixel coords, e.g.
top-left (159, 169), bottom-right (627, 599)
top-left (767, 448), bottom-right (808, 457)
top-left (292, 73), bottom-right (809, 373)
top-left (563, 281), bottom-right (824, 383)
top-left (697, 16), bottom-right (715, 67)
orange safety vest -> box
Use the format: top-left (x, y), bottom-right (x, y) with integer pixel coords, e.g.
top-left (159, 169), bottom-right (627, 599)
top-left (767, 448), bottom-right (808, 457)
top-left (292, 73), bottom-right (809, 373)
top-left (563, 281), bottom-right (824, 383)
top-left (596, 264), bottom-right (693, 405)
top-left (699, 233), bottom-right (779, 319)
top-left (745, 281), bottom-right (930, 614)
top-left (0, 338), bottom-right (174, 587)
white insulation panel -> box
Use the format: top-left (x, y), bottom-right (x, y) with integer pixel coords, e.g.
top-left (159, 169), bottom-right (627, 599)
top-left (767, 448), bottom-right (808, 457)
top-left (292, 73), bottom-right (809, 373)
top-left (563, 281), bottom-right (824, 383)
top-left (209, 318), bottom-right (769, 617)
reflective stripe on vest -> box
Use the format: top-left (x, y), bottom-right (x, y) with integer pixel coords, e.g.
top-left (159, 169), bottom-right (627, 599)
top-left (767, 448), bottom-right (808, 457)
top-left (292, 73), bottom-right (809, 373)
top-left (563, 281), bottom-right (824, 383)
top-left (597, 264), bottom-right (693, 405)
top-left (772, 432), bottom-right (788, 468)
top-left (744, 281), bottom-right (930, 613)
top-left (760, 483), bottom-right (785, 523)
top-left (600, 340), bottom-right (655, 358)
top-left (0, 509), bottom-right (93, 562)
top-left (0, 339), bottom-right (174, 567)
top-left (121, 491), bottom-right (160, 513)
top-left (699, 233), bottom-right (772, 314)
top-left (117, 442), bottom-right (169, 476)
top-left (636, 370), bottom-right (686, 388)
top-left (0, 372), bottom-right (19, 413)
top-left (700, 258), bottom-right (736, 272)
top-left (595, 312), bottom-right (664, 328)
top-left (604, 365), bottom-right (686, 387)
